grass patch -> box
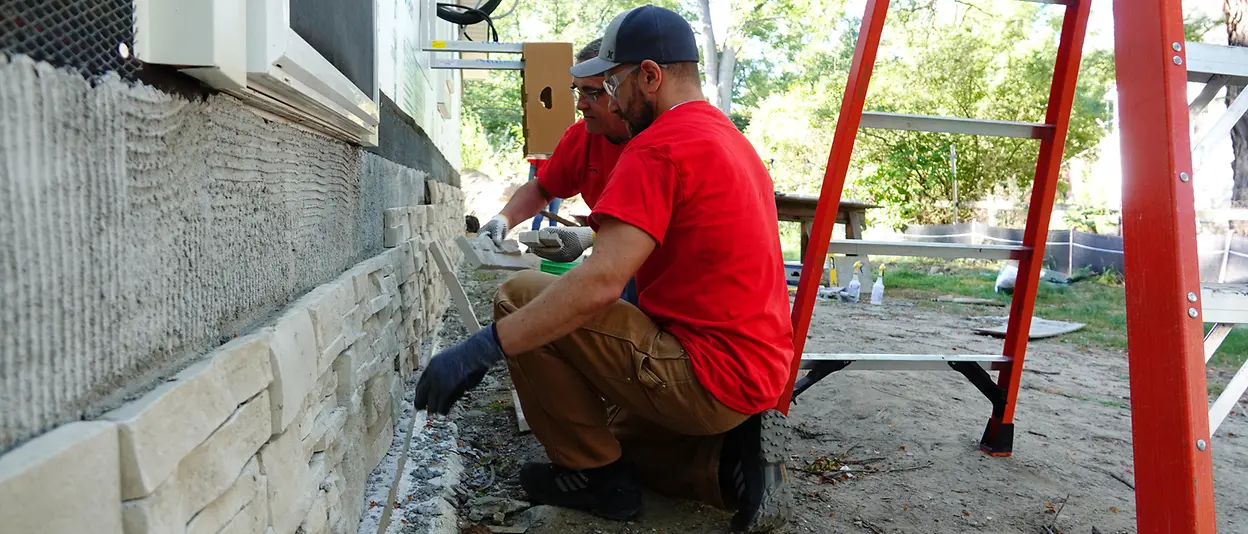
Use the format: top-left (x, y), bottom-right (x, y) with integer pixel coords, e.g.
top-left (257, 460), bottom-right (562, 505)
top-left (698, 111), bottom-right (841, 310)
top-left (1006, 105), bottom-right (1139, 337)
top-left (880, 260), bottom-right (1247, 370)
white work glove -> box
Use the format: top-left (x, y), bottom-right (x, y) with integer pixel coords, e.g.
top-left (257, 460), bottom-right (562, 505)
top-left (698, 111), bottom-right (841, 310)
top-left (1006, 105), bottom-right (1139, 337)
top-left (477, 215), bottom-right (510, 246)
top-left (528, 227), bottom-right (595, 263)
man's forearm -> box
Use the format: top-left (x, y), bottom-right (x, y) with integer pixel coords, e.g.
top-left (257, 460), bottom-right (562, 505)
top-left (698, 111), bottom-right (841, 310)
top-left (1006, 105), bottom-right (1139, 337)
top-left (493, 261), bottom-right (623, 356)
top-left (499, 181), bottom-right (555, 228)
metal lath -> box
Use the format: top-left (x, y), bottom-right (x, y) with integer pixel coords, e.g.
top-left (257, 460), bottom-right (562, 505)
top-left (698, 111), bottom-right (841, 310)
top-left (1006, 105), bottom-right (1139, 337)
top-left (0, 0), bottom-right (141, 80)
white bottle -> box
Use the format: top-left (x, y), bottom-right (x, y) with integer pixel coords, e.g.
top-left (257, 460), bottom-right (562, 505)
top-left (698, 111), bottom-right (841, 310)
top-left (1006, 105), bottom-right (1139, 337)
top-left (844, 261), bottom-right (862, 303)
top-left (870, 265), bottom-right (886, 305)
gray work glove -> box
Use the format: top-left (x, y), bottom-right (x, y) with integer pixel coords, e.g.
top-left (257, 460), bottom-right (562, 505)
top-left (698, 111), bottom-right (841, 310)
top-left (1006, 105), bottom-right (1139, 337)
top-left (413, 324), bottom-right (506, 415)
top-left (477, 215), bottom-right (511, 247)
top-left (528, 227), bottom-right (596, 263)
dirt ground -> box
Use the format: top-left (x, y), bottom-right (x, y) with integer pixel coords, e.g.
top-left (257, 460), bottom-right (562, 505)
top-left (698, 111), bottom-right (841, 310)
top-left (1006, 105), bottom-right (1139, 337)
top-left (433, 269), bottom-right (1248, 534)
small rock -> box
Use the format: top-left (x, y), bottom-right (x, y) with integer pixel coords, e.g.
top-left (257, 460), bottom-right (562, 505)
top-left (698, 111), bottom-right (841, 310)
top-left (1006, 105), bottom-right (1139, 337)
top-left (468, 496), bottom-right (531, 523)
top-left (514, 505), bottom-right (560, 530)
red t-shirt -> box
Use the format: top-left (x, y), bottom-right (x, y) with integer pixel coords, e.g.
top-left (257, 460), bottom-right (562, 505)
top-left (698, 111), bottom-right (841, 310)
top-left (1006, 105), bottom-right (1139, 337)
top-left (591, 101), bottom-right (795, 415)
top-left (536, 120), bottom-right (626, 209)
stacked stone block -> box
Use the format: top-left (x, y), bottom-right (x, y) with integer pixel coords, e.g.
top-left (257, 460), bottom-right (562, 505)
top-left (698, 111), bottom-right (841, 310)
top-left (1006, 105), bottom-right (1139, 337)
top-left (0, 185), bottom-right (466, 534)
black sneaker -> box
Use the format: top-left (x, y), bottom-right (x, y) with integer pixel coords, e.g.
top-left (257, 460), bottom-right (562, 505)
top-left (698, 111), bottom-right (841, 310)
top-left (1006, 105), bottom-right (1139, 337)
top-left (722, 409), bottom-right (792, 532)
top-left (518, 460), bottom-right (643, 521)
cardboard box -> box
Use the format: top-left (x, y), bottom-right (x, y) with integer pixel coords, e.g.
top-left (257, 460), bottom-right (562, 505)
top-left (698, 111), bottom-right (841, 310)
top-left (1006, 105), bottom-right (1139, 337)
top-left (521, 42), bottom-right (575, 157)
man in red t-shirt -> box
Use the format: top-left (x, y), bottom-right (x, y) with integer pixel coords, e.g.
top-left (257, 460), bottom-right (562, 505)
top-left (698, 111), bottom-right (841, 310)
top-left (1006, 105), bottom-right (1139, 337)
top-left (415, 6), bottom-right (794, 532)
top-left (476, 38), bottom-right (630, 263)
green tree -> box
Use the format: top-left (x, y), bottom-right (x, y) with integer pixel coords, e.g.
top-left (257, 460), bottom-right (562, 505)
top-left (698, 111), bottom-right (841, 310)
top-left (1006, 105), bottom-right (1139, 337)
top-left (745, 2), bottom-right (1114, 229)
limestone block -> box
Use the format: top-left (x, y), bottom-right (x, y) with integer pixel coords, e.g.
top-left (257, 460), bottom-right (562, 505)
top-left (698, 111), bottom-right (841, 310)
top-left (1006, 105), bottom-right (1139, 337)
top-left (383, 207), bottom-right (406, 228)
top-left (383, 225), bottom-right (410, 248)
top-left (412, 205), bottom-right (429, 232)
top-left (301, 369), bottom-right (340, 444)
top-left (365, 416), bottom-right (395, 473)
top-left (178, 391), bottom-right (272, 516)
top-left (404, 207), bottom-right (417, 231)
top-left (215, 488), bottom-right (268, 534)
top-left (0, 422), bottom-right (122, 534)
top-left (396, 241), bottom-right (417, 281)
top-left (310, 407), bottom-right (348, 455)
top-left (306, 280), bottom-right (359, 376)
top-left (185, 457), bottom-right (264, 534)
top-left (214, 331), bottom-right (276, 408)
top-left (258, 425), bottom-right (313, 534)
top-left (350, 254), bottom-right (394, 306)
top-left (121, 391), bottom-right (271, 534)
top-left (362, 373), bottom-right (393, 429)
top-left (105, 330), bottom-right (274, 500)
top-left (268, 306), bottom-right (319, 435)
top-left (302, 491), bottom-right (331, 534)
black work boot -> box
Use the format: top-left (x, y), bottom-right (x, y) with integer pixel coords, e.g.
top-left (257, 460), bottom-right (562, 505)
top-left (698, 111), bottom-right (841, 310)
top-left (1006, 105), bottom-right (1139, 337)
top-left (518, 460), bottom-right (643, 521)
top-left (720, 409), bottom-right (792, 532)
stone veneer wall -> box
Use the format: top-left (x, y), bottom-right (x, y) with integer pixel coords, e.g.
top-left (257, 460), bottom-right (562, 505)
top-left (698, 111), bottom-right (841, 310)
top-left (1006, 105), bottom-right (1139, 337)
top-left (0, 172), bottom-right (466, 534)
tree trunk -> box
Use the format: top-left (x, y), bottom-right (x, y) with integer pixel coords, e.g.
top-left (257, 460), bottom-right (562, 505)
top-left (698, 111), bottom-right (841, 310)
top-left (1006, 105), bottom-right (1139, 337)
top-left (696, 0), bottom-right (720, 106)
top-left (716, 46), bottom-right (737, 116)
top-left (1229, 0), bottom-right (1248, 213)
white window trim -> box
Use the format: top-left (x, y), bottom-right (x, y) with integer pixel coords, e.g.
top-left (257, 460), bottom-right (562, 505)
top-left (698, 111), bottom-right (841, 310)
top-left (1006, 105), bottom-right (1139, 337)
top-left (135, 0), bottom-right (380, 147)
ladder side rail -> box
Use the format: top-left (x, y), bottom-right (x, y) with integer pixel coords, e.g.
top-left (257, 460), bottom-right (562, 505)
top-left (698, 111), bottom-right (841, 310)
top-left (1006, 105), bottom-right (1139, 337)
top-left (980, 0), bottom-right (1093, 456)
top-left (1113, 0), bottom-right (1217, 530)
top-left (777, 0), bottom-right (892, 415)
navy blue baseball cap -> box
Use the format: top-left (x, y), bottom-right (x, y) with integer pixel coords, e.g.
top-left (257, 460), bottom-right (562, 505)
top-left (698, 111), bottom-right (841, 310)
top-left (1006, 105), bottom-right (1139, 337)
top-left (569, 5), bottom-right (699, 78)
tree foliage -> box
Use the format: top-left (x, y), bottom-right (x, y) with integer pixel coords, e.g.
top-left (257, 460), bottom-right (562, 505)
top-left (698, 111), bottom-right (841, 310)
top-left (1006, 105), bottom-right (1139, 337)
top-left (460, 0), bottom-right (1116, 230)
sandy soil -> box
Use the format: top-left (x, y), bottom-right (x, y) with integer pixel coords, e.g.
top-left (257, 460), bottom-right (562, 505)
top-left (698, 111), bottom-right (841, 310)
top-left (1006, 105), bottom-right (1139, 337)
top-left (429, 270), bottom-right (1248, 534)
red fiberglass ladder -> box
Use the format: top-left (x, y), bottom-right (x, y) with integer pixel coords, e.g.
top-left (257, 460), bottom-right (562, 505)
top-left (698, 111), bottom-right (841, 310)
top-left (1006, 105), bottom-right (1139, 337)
top-left (1110, 0), bottom-right (1248, 530)
top-left (775, 0), bottom-right (1092, 457)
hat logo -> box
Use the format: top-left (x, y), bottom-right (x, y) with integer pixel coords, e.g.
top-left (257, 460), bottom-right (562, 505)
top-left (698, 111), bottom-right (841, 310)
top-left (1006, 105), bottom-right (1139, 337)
top-left (606, 50), bottom-right (614, 59)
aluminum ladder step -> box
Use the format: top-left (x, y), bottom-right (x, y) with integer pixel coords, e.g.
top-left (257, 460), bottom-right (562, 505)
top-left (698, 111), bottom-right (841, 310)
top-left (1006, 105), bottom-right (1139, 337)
top-left (800, 353), bottom-right (1011, 371)
top-left (1199, 284), bottom-right (1248, 434)
top-left (1185, 42), bottom-right (1248, 86)
top-left (424, 40), bottom-right (524, 53)
top-left (827, 239), bottom-right (1030, 260)
top-left (1200, 283), bottom-right (1248, 324)
top-left (859, 112), bottom-right (1056, 139)
top-left (431, 58), bottom-right (523, 70)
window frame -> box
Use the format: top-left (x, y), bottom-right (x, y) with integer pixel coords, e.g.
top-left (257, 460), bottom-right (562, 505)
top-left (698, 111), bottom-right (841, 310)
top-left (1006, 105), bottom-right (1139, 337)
top-left (135, 0), bottom-right (381, 146)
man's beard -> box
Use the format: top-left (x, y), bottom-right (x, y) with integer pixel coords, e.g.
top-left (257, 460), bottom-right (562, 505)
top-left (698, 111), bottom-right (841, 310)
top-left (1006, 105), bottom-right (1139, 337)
top-left (617, 82), bottom-right (656, 137)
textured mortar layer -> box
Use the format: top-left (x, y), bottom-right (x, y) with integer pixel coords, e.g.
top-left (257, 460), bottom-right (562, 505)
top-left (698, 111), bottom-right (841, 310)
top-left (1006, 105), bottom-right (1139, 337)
top-left (0, 54), bottom-right (427, 452)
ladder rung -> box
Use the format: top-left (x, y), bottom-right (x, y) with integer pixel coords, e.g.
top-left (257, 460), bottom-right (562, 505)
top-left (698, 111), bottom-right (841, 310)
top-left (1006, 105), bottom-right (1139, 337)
top-left (1209, 358), bottom-right (1248, 434)
top-left (827, 240), bottom-right (1030, 260)
top-left (1185, 42), bottom-right (1248, 86)
top-left (859, 112), bottom-right (1055, 139)
top-left (431, 59), bottom-right (524, 70)
top-left (1201, 283), bottom-right (1248, 324)
top-left (424, 41), bottom-right (524, 53)
top-left (801, 353), bottom-right (1011, 371)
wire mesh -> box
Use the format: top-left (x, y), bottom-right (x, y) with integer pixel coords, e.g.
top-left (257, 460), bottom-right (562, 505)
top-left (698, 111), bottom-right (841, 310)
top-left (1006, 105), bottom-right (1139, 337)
top-left (0, 0), bottom-right (141, 80)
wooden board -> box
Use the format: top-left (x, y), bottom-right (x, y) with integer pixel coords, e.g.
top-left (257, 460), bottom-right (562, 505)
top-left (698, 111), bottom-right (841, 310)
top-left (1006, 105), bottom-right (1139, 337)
top-left (511, 389), bottom-right (530, 433)
top-left (456, 235), bottom-right (534, 271)
top-left (972, 316), bottom-right (1085, 339)
top-left (431, 241), bottom-right (530, 432)
top-left (937, 295), bottom-right (1008, 307)
top-left (430, 242), bottom-right (480, 334)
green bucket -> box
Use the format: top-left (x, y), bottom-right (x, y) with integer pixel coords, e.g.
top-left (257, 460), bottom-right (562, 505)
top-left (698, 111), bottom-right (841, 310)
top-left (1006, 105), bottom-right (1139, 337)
top-left (540, 259), bottom-right (580, 276)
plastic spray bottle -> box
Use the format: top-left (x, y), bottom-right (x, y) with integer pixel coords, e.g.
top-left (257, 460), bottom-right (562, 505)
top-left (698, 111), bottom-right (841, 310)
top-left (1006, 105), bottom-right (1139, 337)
top-left (844, 261), bottom-right (863, 303)
top-left (870, 264), bottom-right (886, 305)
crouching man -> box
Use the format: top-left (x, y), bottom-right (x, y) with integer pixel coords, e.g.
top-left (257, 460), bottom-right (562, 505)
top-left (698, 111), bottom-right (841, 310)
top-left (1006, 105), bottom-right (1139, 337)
top-left (415, 5), bottom-right (794, 532)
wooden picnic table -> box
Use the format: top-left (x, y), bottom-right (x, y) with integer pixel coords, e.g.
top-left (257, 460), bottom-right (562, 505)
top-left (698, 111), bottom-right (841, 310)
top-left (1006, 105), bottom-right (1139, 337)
top-left (774, 192), bottom-right (879, 259)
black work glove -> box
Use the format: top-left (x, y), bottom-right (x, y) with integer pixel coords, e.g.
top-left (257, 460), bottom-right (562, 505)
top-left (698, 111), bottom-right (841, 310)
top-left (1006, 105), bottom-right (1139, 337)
top-left (414, 323), bottom-right (507, 415)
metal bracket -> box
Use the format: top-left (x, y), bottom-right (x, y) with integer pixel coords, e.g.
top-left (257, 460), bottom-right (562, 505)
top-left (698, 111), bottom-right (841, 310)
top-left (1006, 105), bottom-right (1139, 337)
top-left (949, 361), bottom-right (1007, 417)
top-left (792, 360), bottom-right (852, 400)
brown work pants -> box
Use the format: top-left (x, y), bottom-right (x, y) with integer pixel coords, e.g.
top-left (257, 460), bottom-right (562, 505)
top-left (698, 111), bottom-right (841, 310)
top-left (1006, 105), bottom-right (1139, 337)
top-left (493, 271), bottom-right (749, 509)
